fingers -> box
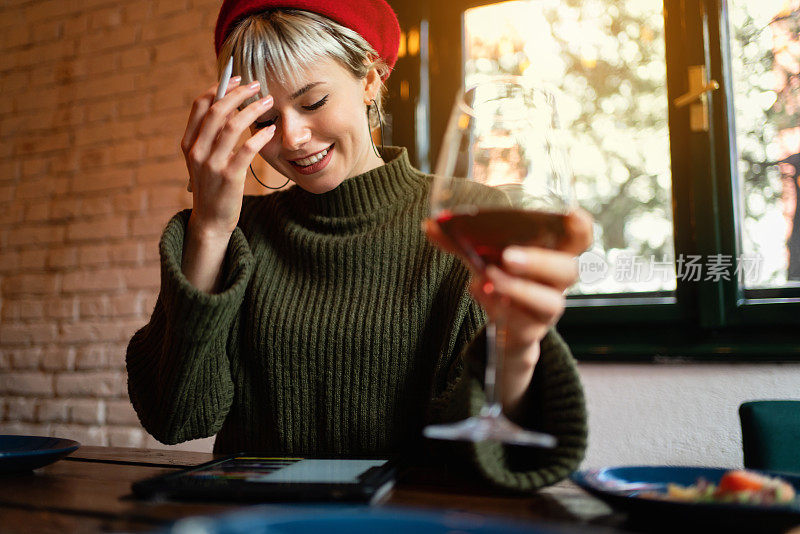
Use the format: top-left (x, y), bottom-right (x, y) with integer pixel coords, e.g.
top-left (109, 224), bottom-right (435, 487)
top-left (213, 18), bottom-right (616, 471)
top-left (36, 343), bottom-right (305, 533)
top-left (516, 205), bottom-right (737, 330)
top-left (181, 77), bottom-right (242, 156)
top-left (228, 123), bottom-right (277, 175)
top-left (210, 95), bottom-right (274, 166)
top-left (188, 80), bottom-right (262, 163)
top-left (502, 246), bottom-right (578, 289)
top-left (478, 266), bottom-right (566, 325)
top-left (559, 208), bottom-right (594, 255)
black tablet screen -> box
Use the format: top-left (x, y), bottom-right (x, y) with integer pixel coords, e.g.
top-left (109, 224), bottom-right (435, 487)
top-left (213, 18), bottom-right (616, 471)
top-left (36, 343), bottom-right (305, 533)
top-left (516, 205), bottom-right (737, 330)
top-left (180, 456), bottom-right (389, 484)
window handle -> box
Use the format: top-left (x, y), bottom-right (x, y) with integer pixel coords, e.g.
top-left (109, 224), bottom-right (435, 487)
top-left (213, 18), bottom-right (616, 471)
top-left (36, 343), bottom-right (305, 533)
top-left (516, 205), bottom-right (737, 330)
top-left (674, 80), bottom-right (720, 108)
top-left (674, 65), bottom-right (719, 132)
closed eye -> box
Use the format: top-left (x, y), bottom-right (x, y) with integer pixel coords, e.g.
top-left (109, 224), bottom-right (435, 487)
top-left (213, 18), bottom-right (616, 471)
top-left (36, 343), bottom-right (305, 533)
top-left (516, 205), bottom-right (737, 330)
top-left (253, 95), bottom-right (329, 130)
top-left (303, 94), bottom-right (329, 111)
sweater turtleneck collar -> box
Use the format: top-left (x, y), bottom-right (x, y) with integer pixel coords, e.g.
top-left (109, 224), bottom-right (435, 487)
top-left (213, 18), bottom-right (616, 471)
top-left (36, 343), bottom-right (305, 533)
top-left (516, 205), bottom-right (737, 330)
top-left (288, 146), bottom-right (423, 219)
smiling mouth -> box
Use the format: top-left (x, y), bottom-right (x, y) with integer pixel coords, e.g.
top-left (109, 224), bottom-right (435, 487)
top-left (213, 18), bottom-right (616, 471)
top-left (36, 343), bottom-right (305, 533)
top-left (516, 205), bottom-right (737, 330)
top-left (290, 144), bottom-right (334, 168)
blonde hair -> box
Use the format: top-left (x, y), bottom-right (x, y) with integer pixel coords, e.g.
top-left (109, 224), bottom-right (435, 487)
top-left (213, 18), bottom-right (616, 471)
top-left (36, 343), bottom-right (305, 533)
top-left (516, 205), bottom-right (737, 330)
top-left (217, 9), bottom-right (389, 129)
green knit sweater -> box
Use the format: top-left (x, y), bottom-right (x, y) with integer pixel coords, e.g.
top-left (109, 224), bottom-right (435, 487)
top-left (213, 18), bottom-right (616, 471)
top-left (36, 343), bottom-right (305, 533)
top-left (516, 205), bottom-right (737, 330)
top-left (126, 146), bottom-right (587, 491)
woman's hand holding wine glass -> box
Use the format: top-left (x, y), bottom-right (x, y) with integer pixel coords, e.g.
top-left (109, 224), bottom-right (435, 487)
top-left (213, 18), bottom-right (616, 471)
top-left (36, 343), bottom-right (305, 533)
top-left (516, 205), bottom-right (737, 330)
top-left (424, 208), bottom-right (592, 417)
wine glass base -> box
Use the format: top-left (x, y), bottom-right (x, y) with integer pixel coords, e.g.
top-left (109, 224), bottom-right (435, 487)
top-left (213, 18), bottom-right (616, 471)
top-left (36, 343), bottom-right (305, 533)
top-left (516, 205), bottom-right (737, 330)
top-left (423, 413), bottom-right (557, 448)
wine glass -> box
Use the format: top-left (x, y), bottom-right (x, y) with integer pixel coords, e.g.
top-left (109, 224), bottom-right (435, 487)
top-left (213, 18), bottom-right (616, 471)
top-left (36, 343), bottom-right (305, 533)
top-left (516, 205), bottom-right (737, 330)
top-left (424, 76), bottom-right (575, 447)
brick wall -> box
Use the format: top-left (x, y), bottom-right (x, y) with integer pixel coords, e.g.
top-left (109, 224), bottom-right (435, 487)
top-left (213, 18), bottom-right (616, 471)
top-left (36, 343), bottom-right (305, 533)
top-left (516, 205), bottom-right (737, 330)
top-left (0, 0), bottom-right (285, 451)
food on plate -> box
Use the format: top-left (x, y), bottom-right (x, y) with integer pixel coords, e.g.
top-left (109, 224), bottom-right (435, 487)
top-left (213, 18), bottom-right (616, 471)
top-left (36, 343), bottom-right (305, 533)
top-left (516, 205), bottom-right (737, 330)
top-left (641, 469), bottom-right (796, 506)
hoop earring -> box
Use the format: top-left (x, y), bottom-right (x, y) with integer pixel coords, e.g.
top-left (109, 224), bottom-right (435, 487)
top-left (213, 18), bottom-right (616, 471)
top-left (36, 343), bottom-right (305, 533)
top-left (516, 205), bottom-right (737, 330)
top-left (367, 99), bottom-right (385, 158)
top-left (249, 162), bottom-right (290, 190)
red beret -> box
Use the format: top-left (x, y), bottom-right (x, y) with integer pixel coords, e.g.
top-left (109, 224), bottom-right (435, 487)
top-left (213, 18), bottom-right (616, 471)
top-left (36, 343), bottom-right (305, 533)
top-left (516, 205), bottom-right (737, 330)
top-left (214, 0), bottom-right (401, 79)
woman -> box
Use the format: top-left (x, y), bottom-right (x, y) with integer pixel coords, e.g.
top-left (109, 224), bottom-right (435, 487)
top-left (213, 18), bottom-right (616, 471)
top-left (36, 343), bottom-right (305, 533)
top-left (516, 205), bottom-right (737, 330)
top-left (126, 0), bottom-right (592, 491)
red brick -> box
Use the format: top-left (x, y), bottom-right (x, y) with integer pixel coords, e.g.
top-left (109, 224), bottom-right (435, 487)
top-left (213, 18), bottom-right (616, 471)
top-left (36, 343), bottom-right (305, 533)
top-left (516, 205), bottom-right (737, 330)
top-left (146, 135), bottom-right (180, 159)
top-left (50, 152), bottom-right (79, 175)
top-left (0, 323), bottom-right (58, 344)
top-left (89, 7), bottom-right (123, 30)
top-left (85, 100), bottom-right (117, 123)
top-left (155, 0), bottom-right (188, 17)
top-left (38, 399), bottom-right (69, 423)
top-left (70, 398), bottom-right (105, 424)
top-left (14, 131), bottom-right (71, 155)
top-left (0, 372), bottom-right (54, 396)
top-left (63, 15), bottom-right (89, 39)
top-left (109, 139), bottom-right (144, 165)
top-left (141, 11), bottom-right (204, 42)
top-left (79, 26), bottom-right (138, 54)
top-left (1, 25), bottom-right (29, 49)
top-left (78, 72), bottom-right (137, 101)
top-left (67, 216), bottom-right (128, 242)
top-left (119, 93), bottom-right (152, 118)
top-left (31, 19), bottom-right (63, 43)
top-left (14, 177), bottom-right (59, 200)
top-left (50, 198), bottom-right (81, 220)
top-left (2, 273), bottom-right (59, 295)
top-left (7, 397), bottom-right (38, 421)
top-left (0, 160), bottom-right (20, 183)
top-left (19, 248), bottom-right (48, 269)
top-left (47, 246), bottom-right (79, 269)
top-left (123, 265), bottom-right (159, 290)
top-left (80, 293), bottom-right (141, 318)
top-left (24, 201), bottom-right (50, 222)
top-left (113, 191), bottom-right (148, 212)
top-left (2, 299), bottom-right (45, 321)
top-left (14, 40), bottom-right (77, 70)
top-left (41, 346), bottom-right (76, 371)
top-left (106, 400), bottom-right (139, 425)
top-left (0, 185), bottom-right (15, 203)
top-left (0, 251), bottom-right (20, 273)
top-left (25, 0), bottom-right (80, 23)
top-left (70, 168), bottom-right (134, 193)
top-left (75, 343), bottom-right (110, 369)
top-left (123, 0), bottom-right (153, 24)
top-left (79, 197), bottom-right (115, 218)
top-left (120, 47), bottom-right (151, 70)
top-left (62, 269), bottom-right (124, 293)
top-left (50, 104), bottom-right (86, 129)
top-left (136, 159), bottom-right (185, 185)
top-left (9, 347), bottom-right (43, 369)
top-left (79, 242), bottom-right (143, 266)
top-left (6, 224), bottom-right (65, 247)
top-left (46, 297), bottom-right (78, 320)
top-left (59, 319), bottom-right (141, 344)
top-left (131, 211), bottom-right (172, 237)
top-left (135, 109), bottom-right (186, 137)
top-left (54, 371), bottom-right (125, 397)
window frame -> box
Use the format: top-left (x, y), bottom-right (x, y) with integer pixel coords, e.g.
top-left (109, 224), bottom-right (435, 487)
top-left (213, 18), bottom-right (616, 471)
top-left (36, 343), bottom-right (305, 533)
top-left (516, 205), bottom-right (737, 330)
top-left (387, 0), bottom-right (800, 362)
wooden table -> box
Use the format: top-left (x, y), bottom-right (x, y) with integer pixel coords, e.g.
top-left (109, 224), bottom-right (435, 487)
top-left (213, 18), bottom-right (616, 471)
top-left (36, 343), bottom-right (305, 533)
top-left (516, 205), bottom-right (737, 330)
top-left (0, 446), bottom-right (630, 533)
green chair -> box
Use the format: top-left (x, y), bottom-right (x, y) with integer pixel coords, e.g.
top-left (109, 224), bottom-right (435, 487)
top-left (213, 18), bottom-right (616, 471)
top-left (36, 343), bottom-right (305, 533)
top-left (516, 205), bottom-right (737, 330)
top-left (739, 400), bottom-right (800, 474)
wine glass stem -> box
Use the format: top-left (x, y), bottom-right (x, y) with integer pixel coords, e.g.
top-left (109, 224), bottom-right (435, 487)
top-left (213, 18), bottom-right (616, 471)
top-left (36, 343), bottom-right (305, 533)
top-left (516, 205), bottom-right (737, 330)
top-left (481, 319), bottom-right (504, 417)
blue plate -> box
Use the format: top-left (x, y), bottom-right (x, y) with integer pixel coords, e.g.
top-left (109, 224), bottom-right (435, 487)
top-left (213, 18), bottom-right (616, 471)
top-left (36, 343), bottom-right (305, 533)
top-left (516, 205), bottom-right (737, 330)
top-left (0, 435), bottom-right (80, 474)
top-left (572, 466), bottom-right (800, 532)
top-left (163, 505), bottom-right (610, 534)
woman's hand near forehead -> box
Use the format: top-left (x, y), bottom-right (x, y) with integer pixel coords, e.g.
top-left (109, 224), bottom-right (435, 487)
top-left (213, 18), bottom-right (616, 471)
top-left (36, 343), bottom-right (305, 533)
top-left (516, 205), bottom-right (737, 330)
top-left (179, 76), bottom-right (277, 293)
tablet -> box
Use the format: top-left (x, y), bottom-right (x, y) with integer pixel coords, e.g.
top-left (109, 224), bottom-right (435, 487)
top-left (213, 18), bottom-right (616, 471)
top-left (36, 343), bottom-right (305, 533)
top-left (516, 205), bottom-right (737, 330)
top-left (131, 454), bottom-right (397, 504)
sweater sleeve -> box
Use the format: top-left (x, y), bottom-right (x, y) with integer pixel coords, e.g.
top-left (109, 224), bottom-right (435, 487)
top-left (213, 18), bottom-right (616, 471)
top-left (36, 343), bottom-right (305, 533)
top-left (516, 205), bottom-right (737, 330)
top-left (125, 210), bottom-right (255, 445)
top-left (428, 298), bottom-right (588, 492)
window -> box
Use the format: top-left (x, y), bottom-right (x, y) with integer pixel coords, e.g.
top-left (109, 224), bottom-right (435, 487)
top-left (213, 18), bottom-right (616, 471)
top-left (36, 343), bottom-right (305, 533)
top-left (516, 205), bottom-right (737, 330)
top-left (389, 0), bottom-right (800, 360)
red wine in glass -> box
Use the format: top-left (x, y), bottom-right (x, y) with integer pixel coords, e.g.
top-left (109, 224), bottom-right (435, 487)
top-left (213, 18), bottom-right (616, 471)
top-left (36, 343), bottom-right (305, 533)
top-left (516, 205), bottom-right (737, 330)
top-left (436, 208), bottom-right (568, 271)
